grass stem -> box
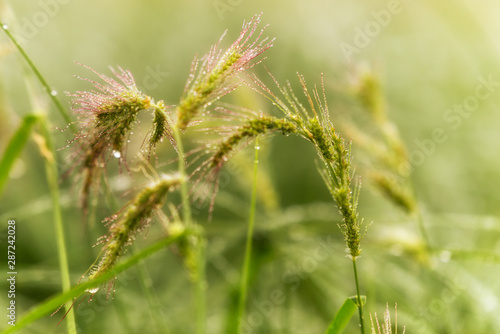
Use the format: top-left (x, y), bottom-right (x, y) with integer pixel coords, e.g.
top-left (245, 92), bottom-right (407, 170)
top-left (196, 237), bottom-right (207, 334)
top-left (172, 124), bottom-right (206, 334)
top-left (352, 258), bottom-right (365, 334)
top-left (236, 137), bottom-right (260, 333)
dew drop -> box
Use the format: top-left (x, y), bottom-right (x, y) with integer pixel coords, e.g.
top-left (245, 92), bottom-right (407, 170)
top-left (255, 145), bottom-right (260, 150)
top-left (50, 90), bottom-right (58, 96)
top-left (2, 24), bottom-right (8, 30)
top-left (112, 150), bottom-right (121, 158)
top-left (86, 287), bottom-right (99, 294)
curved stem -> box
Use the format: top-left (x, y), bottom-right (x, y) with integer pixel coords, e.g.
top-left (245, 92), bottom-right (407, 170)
top-left (237, 137), bottom-right (260, 334)
top-left (0, 22), bottom-right (76, 132)
top-left (352, 258), bottom-right (365, 334)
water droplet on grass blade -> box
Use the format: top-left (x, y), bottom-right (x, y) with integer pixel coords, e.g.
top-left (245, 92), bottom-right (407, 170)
top-left (2, 24), bottom-right (8, 30)
top-left (50, 90), bottom-right (58, 96)
top-left (86, 287), bottom-right (99, 294)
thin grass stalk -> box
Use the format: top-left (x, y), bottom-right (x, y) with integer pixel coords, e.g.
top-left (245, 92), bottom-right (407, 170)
top-left (236, 137), bottom-right (260, 334)
top-left (352, 258), bottom-right (365, 334)
top-left (38, 115), bottom-right (77, 334)
top-left (0, 22), bottom-right (75, 131)
top-left (196, 236), bottom-right (207, 334)
top-left (172, 125), bottom-right (206, 334)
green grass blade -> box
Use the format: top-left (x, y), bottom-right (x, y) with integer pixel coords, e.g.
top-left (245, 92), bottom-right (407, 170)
top-left (37, 116), bottom-right (77, 334)
top-left (0, 232), bottom-right (186, 334)
top-left (325, 296), bottom-right (366, 334)
top-left (236, 138), bottom-right (260, 334)
top-left (0, 114), bottom-right (39, 194)
top-left (0, 22), bottom-right (75, 131)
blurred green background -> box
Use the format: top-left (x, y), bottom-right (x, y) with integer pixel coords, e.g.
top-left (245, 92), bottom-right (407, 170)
top-left (1, 0), bottom-right (500, 333)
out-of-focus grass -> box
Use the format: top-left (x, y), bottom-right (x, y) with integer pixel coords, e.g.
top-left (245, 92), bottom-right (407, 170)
top-left (1, 0), bottom-right (500, 333)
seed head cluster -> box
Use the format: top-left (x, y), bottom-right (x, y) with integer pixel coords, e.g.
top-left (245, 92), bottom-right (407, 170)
top-left (241, 72), bottom-right (365, 258)
top-left (69, 64), bottom-right (170, 214)
top-left (65, 14), bottom-right (368, 304)
top-left (176, 13), bottom-right (273, 129)
top-left (89, 174), bottom-right (181, 283)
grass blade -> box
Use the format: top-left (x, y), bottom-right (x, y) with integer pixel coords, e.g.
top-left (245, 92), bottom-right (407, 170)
top-left (325, 296), bottom-right (366, 334)
top-left (0, 232), bottom-right (187, 334)
top-left (37, 116), bottom-right (77, 334)
top-left (0, 114), bottom-right (39, 194)
top-left (0, 22), bottom-right (75, 130)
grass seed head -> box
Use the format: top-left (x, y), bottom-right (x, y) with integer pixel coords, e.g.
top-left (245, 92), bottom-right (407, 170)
top-left (88, 174), bottom-right (181, 283)
top-left (68, 63), bottom-right (169, 213)
top-left (176, 13), bottom-right (273, 130)
top-left (250, 72), bottom-right (365, 258)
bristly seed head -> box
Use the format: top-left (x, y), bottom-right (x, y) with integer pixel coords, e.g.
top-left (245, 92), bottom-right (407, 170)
top-left (209, 116), bottom-right (297, 169)
top-left (176, 13), bottom-right (274, 130)
top-left (68, 63), bottom-right (171, 214)
top-left (247, 71), bottom-right (365, 258)
top-left (88, 174), bottom-right (181, 286)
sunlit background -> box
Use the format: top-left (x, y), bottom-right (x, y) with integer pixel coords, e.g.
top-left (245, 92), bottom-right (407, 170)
top-left (1, 0), bottom-right (500, 333)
